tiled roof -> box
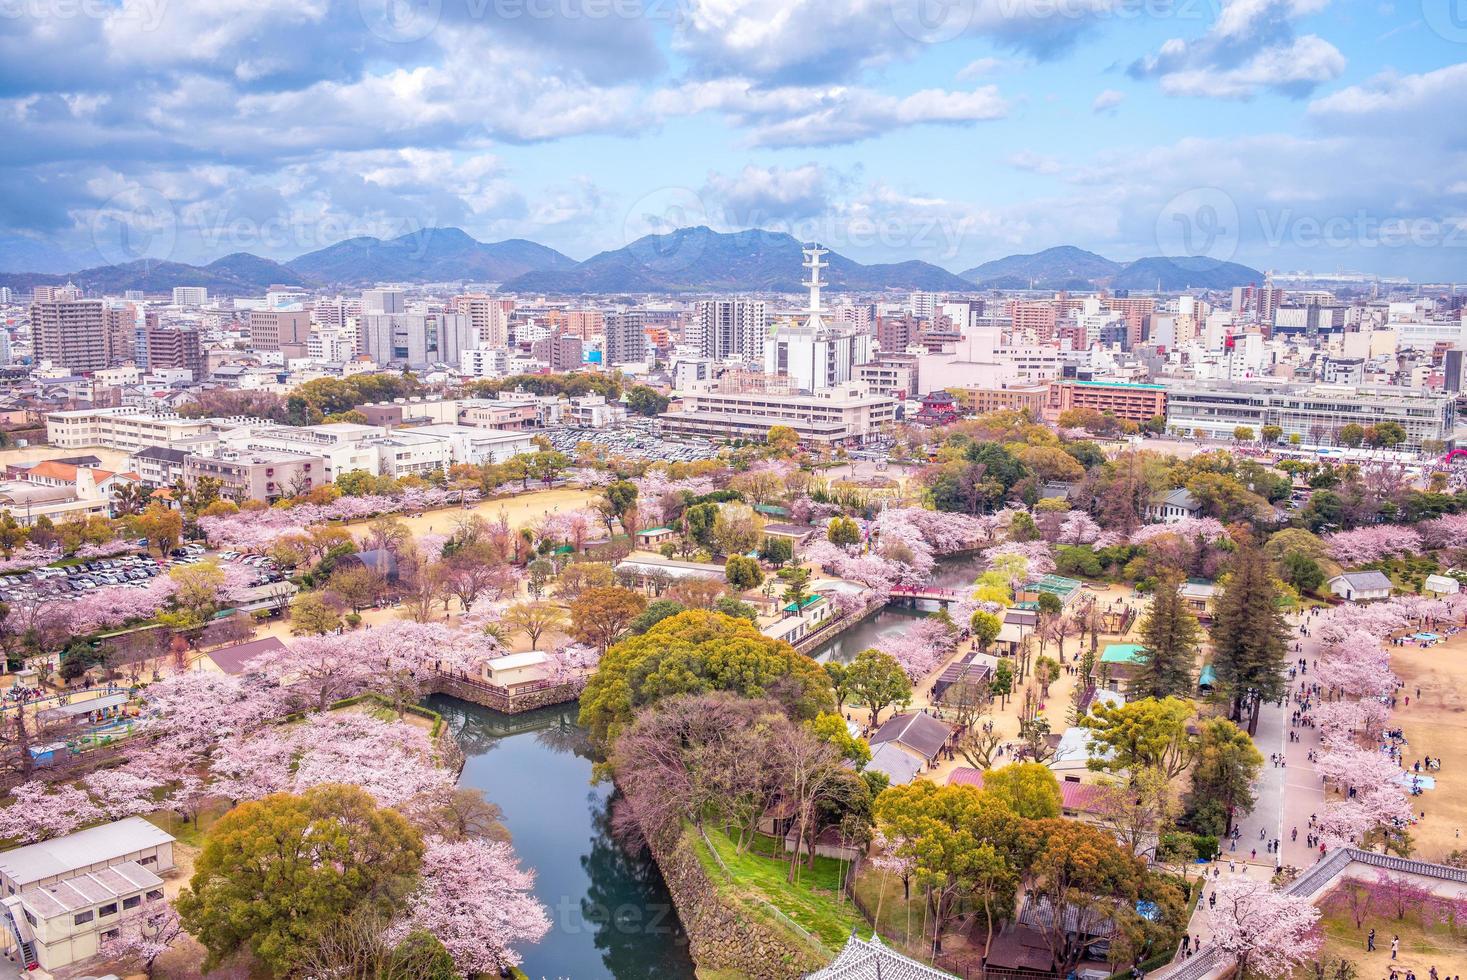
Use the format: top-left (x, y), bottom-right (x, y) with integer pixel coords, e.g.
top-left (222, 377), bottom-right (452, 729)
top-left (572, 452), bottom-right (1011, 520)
top-left (806, 934), bottom-right (959, 980)
top-left (869, 711), bottom-right (953, 761)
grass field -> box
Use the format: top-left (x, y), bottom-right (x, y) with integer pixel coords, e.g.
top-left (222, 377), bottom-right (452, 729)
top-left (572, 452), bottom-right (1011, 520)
top-left (695, 825), bottom-right (868, 954)
top-left (1390, 637), bottom-right (1467, 862)
top-left (1303, 904), bottom-right (1467, 978)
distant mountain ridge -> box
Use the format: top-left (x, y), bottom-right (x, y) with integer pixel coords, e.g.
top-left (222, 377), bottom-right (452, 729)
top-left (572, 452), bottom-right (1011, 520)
top-left (504, 226), bottom-right (974, 293)
top-left (285, 228), bottom-right (577, 285)
top-left (0, 227), bottom-right (1267, 296)
top-left (961, 244), bottom-right (1264, 291)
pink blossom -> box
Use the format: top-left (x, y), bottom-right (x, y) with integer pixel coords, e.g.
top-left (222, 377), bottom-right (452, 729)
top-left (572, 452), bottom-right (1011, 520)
top-left (1129, 517), bottom-right (1227, 545)
top-left (399, 836), bottom-right (551, 974)
top-left (0, 783), bottom-right (104, 843)
top-left (876, 617), bottom-right (959, 680)
top-left (1208, 878), bottom-right (1321, 977)
top-left (99, 900), bottom-right (182, 972)
top-left (1326, 526), bottom-right (1423, 565)
top-left (985, 540), bottom-right (1056, 577)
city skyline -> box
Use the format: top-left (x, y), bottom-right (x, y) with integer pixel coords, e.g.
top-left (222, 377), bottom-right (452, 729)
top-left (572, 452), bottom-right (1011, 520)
top-left (1, 0), bottom-right (1465, 280)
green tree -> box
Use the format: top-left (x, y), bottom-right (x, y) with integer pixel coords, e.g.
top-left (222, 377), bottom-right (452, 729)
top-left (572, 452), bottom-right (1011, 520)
top-left (684, 502), bottom-right (719, 551)
top-left (1081, 696), bottom-right (1196, 779)
top-left (132, 502), bottom-right (183, 556)
top-left (969, 610), bottom-right (1002, 652)
top-left (1280, 551), bottom-right (1325, 594)
top-left (176, 785), bottom-right (424, 976)
top-left (845, 648), bottom-right (912, 726)
top-left (777, 565), bottom-right (811, 611)
top-left (757, 535), bottom-right (793, 567)
top-left (579, 610), bottom-right (833, 745)
top-left (1260, 424), bottom-right (1283, 444)
top-left (724, 555), bottom-right (764, 592)
top-left (874, 781), bottom-right (1020, 955)
top-left (630, 598), bottom-right (685, 634)
top-left (625, 385), bottom-right (670, 417)
top-left (811, 712), bottom-right (871, 767)
top-left (569, 585), bottom-right (647, 654)
top-left (766, 425), bottom-right (800, 455)
top-left (982, 762), bottom-right (1062, 819)
top-left (1210, 543), bottom-right (1290, 734)
top-left (824, 661), bottom-right (852, 711)
top-left (290, 593), bottom-right (342, 636)
top-left (1232, 425), bottom-right (1255, 443)
top-left (827, 516), bottom-right (861, 547)
top-left (1338, 423), bottom-right (1365, 447)
top-left (1135, 570), bottom-right (1201, 698)
top-left (1365, 421), bottom-right (1406, 448)
top-left (990, 660), bottom-right (1014, 707)
top-left (1185, 717), bottom-right (1263, 835)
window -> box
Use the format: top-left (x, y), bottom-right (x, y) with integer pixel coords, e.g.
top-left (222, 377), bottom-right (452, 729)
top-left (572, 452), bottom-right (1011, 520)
top-left (138, 855), bottom-right (156, 866)
top-left (23, 910), bottom-right (36, 927)
top-left (122, 896), bottom-right (141, 910)
top-left (74, 910), bottom-right (94, 925)
top-left (146, 890), bottom-right (163, 902)
top-left (102, 929), bottom-right (119, 941)
top-left (99, 902), bottom-right (117, 916)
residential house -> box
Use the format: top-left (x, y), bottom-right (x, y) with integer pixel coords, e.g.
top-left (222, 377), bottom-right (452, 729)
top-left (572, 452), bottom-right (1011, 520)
top-left (1328, 571), bottom-right (1393, 602)
top-left (866, 711), bottom-right (954, 785)
top-left (1146, 488), bottom-right (1203, 523)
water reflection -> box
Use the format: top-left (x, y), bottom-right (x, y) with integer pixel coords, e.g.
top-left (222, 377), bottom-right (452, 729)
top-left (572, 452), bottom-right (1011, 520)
top-left (424, 696), bottom-right (696, 980)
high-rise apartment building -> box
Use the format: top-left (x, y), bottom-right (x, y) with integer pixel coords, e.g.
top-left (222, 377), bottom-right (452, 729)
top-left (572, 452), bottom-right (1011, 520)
top-left (141, 327), bottom-right (203, 379)
top-left (694, 299), bottom-right (768, 361)
top-left (31, 297), bottom-right (107, 372)
top-left (531, 332), bottom-right (584, 372)
top-left (171, 286), bottom-right (208, 306)
top-left (604, 310), bottom-right (648, 366)
top-left (453, 294), bottom-right (513, 349)
top-left (103, 306), bottom-right (138, 364)
top-left (908, 291), bottom-right (939, 319)
top-left (359, 311), bottom-right (476, 367)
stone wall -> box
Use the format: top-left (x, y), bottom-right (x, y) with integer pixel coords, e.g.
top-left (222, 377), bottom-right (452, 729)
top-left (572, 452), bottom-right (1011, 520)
top-left (428, 675), bottom-right (578, 714)
top-left (635, 801), bottom-right (830, 980)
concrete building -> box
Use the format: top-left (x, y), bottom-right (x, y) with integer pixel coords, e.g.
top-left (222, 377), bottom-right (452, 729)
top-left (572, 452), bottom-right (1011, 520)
top-left (46, 409), bottom-right (227, 452)
top-left (694, 299), bottom-right (768, 360)
top-left (452, 294), bottom-right (511, 349)
top-left (31, 298), bottom-right (107, 372)
top-left (218, 422), bottom-right (384, 481)
top-left (1164, 381), bottom-right (1457, 449)
top-left (604, 309), bottom-right (648, 366)
top-left (125, 446), bottom-right (190, 487)
top-left (248, 309), bottom-right (312, 358)
top-left (409, 424), bottom-right (535, 465)
top-left (366, 432), bottom-right (453, 478)
top-left (139, 327), bottom-right (203, 379)
top-left (171, 286), bottom-right (207, 306)
top-left (185, 448), bottom-right (325, 502)
top-left (359, 311), bottom-right (476, 368)
top-left (1044, 380), bottom-right (1167, 425)
top-left (0, 817), bottom-right (175, 974)
top-left (951, 384), bottom-right (1049, 416)
top-left (530, 332), bottom-right (583, 372)
top-left (662, 381), bottom-right (898, 446)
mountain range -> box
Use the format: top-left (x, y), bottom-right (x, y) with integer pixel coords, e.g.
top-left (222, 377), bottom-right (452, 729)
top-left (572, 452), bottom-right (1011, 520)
top-left (960, 245), bottom-right (1264, 292)
top-left (0, 228), bottom-right (1264, 296)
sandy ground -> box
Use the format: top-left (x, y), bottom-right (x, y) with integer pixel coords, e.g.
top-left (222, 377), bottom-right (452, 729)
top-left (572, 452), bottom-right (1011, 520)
top-left (1390, 638), bottom-right (1467, 861)
top-left (342, 485), bottom-right (596, 542)
top-left (0, 445), bottom-right (134, 471)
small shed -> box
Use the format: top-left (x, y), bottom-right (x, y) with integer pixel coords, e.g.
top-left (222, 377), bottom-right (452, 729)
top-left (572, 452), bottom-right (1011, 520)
top-left (634, 527), bottom-right (678, 549)
top-left (481, 651), bottom-right (548, 690)
top-left (1424, 574), bottom-right (1460, 596)
top-left (869, 711), bottom-right (954, 766)
top-left (1328, 571), bottom-right (1392, 603)
top-left (1098, 643), bottom-right (1148, 693)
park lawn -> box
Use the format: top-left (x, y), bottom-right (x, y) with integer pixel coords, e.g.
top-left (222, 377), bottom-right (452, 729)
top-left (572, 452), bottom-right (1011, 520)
top-left (1302, 905), bottom-right (1467, 977)
top-left (1390, 636), bottom-right (1467, 862)
top-left (694, 825), bottom-right (870, 954)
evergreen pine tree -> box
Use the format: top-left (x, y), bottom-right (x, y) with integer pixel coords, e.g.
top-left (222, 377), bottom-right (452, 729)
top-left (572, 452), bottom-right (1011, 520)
top-left (1136, 568), bottom-right (1201, 698)
top-left (1210, 543), bottom-right (1290, 734)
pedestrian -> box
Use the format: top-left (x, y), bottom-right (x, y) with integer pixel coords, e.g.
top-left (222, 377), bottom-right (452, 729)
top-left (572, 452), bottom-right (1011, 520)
top-left (1368, 928), bottom-right (1376, 952)
top-left (1209, 892), bottom-right (1216, 909)
top-left (1392, 936), bottom-right (1400, 960)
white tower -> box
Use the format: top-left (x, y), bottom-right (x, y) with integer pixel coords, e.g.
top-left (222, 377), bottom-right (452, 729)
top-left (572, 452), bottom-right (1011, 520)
top-left (803, 243), bottom-right (828, 329)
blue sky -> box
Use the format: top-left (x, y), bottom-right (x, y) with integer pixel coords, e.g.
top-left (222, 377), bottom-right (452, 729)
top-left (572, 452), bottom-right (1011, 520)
top-left (2, 0), bottom-right (1465, 279)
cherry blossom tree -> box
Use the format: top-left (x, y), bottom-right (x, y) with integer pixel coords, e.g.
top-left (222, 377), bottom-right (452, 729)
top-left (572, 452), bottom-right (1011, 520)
top-left (398, 836), bottom-right (551, 975)
top-left (247, 634), bottom-right (374, 712)
top-left (877, 616), bottom-right (959, 680)
top-left (1130, 517), bottom-right (1227, 545)
top-left (1208, 878), bottom-right (1321, 978)
top-left (0, 783), bottom-right (104, 843)
top-left (985, 541), bottom-right (1056, 577)
top-left (1326, 526), bottom-right (1423, 566)
top-left (99, 899), bottom-right (184, 979)
top-left (1418, 513), bottom-right (1467, 549)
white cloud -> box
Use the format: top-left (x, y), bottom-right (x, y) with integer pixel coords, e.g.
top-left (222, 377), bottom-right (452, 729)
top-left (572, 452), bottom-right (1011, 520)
top-left (1130, 0), bottom-right (1344, 99)
top-left (1091, 89), bottom-right (1125, 113)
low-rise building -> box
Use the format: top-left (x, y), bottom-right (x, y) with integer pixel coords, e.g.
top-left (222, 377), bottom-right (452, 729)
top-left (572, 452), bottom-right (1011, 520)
top-left (184, 448), bottom-right (325, 502)
top-left (1044, 379), bottom-right (1167, 426)
top-left (662, 382), bottom-right (898, 446)
top-left (0, 817), bottom-right (175, 973)
top-left (46, 409), bottom-right (230, 453)
top-left (1328, 571), bottom-right (1393, 602)
top-left (409, 424), bottom-right (535, 466)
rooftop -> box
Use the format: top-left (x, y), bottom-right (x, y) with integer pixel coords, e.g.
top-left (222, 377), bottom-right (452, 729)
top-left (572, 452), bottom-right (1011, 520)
top-left (0, 817), bottom-right (174, 887)
top-left (20, 861), bottom-right (162, 920)
top-left (205, 636), bottom-right (288, 675)
top-left (1100, 643), bottom-right (1147, 665)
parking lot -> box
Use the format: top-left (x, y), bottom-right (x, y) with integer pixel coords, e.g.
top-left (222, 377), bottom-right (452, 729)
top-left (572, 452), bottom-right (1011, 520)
top-left (542, 420), bottom-right (720, 463)
top-left (0, 543), bottom-right (283, 606)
